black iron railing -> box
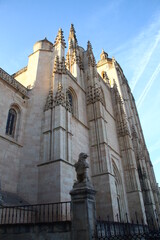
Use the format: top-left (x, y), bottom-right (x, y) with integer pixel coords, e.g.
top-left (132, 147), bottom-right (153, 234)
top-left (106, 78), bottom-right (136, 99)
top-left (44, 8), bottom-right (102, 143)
top-left (0, 201), bottom-right (71, 224)
top-left (93, 214), bottom-right (160, 240)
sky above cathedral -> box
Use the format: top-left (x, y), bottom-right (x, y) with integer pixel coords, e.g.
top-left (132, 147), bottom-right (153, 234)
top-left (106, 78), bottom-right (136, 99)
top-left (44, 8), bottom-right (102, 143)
top-left (0, 0), bottom-right (160, 184)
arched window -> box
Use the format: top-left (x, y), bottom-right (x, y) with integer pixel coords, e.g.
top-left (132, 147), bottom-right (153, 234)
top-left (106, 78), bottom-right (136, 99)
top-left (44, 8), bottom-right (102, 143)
top-left (67, 91), bottom-right (73, 110)
top-left (6, 108), bottom-right (17, 137)
top-left (113, 162), bottom-right (126, 221)
top-left (5, 105), bottom-right (20, 139)
top-left (66, 87), bottom-right (78, 117)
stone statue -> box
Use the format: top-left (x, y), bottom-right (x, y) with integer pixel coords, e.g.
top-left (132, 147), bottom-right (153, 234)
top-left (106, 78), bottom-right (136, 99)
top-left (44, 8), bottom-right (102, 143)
top-left (74, 153), bottom-right (89, 184)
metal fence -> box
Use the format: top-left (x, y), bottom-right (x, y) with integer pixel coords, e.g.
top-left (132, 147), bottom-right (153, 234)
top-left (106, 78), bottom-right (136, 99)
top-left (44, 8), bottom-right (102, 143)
top-left (93, 214), bottom-right (160, 240)
top-left (0, 201), bottom-right (71, 224)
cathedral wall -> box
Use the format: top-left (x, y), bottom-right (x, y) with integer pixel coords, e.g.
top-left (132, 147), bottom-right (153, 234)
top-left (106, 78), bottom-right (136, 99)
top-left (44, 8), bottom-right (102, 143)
top-left (64, 74), bottom-right (88, 126)
top-left (17, 48), bottom-right (54, 203)
top-left (38, 161), bottom-right (61, 203)
top-left (37, 113), bottom-right (90, 203)
top-left (0, 80), bottom-right (28, 194)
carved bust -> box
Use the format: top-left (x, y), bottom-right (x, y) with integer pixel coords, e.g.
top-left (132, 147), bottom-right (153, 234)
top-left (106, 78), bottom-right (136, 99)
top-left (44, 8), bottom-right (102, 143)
top-left (74, 153), bottom-right (89, 183)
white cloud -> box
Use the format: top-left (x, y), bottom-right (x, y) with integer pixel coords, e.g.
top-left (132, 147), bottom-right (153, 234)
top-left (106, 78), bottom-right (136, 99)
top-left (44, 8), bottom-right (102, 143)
top-left (112, 12), bottom-right (160, 90)
top-left (130, 19), bottom-right (160, 91)
top-left (136, 63), bottom-right (160, 108)
top-left (131, 35), bottom-right (160, 91)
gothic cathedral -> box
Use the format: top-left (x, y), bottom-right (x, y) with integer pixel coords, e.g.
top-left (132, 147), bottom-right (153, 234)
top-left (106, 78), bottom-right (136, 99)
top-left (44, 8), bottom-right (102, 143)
top-left (0, 25), bottom-right (159, 224)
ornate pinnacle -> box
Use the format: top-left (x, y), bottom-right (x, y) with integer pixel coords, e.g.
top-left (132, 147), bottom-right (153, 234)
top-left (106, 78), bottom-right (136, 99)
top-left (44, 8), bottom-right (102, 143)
top-left (44, 90), bottom-right (53, 111)
top-left (68, 24), bottom-right (78, 45)
top-left (87, 41), bottom-right (93, 53)
top-left (71, 49), bottom-right (80, 66)
top-left (54, 82), bottom-right (65, 107)
top-left (69, 39), bottom-right (74, 49)
top-left (53, 56), bottom-right (60, 73)
top-left (65, 52), bottom-right (70, 70)
top-left (87, 41), bottom-right (96, 67)
top-left (54, 28), bottom-right (66, 48)
top-left (53, 56), bottom-right (66, 74)
top-left (61, 57), bottom-right (66, 74)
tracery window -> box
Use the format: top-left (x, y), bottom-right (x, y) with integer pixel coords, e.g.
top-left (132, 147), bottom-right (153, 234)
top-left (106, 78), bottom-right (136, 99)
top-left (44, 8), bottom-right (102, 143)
top-left (6, 108), bottom-right (17, 137)
top-left (66, 88), bottom-right (78, 117)
top-left (67, 91), bottom-right (73, 110)
top-left (113, 162), bottom-right (125, 221)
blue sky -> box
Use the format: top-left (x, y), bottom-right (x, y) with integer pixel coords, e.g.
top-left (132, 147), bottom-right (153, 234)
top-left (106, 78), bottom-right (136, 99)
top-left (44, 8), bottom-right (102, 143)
top-left (0, 0), bottom-right (160, 184)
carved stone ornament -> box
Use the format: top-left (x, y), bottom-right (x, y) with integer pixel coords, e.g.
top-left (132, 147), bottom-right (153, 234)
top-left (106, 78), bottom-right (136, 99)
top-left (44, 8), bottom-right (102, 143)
top-left (74, 153), bottom-right (89, 185)
top-left (0, 68), bottom-right (28, 97)
top-left (86, 84), bottom-right (105, 106)
top-left (53, 56), bottom-right (66, 74)
top-left (87, 41), bottom-right (96, 67)
top-left (71, 49), bottom-right (80, 66)
top-left (54, 83), bottom-right (65, 107)
top-left (54, 28), bottom-right (66, 48)
top-left (112, 83), bottom-right (130, 137)
top-left (68, 24), bottom-right (78, 48)
top-left (44, 90), bottom-right (53, 111)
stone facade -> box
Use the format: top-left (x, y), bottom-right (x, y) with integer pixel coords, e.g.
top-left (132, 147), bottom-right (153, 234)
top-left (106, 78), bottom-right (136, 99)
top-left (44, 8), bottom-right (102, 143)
top-left (0, 25), bottom-right (160, 224)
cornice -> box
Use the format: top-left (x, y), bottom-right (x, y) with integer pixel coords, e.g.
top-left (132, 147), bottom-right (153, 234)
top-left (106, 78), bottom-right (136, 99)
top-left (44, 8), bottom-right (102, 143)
top-left (12, 66), bottom-right (27, 78)
top-left (0, 68), bottom-right (29, 98)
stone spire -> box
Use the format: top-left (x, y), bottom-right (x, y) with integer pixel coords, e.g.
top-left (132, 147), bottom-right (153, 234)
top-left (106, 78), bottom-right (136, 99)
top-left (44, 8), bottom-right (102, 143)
top-left (68, 24), bottom-right (78, 49)
top-left (87, 41), bottom-right (93, 53)
top-left (54, 28), bottom-right (66, 60)
top-left (54, 28), bottom-right (66, 48)
top-left (87, 41), bottom-right (96, 67)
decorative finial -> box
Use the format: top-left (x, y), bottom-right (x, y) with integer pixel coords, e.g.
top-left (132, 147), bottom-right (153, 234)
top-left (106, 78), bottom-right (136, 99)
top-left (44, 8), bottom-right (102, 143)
top-left (54, 28), bottom-right (66, 48)
top-left (87, 41), bottom-right (96, 67)
top-left (87, 41), bottom-right (93, 52)
top-left (68, 24), bottom-right (78, 46)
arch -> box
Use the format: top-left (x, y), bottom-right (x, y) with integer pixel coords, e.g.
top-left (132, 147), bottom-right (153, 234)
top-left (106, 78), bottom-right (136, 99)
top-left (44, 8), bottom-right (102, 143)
top-left (5, 104), bottom-right (21, 139)
top-left (101, 71), bottom-right (106, 79)
top-left (66, 87), bottom-right (78, 117)
top-left (112, 161), bottom-right (125, 221)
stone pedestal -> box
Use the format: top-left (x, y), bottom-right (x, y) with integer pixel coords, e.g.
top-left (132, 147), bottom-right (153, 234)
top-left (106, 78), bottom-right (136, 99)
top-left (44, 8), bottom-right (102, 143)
top-left (70, 183), bottom-right (96, 240)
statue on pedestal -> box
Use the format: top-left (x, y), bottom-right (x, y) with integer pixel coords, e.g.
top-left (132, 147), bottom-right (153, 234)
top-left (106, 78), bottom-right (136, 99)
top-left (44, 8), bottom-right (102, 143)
top-left (73, 153), bottom-right (94, 189)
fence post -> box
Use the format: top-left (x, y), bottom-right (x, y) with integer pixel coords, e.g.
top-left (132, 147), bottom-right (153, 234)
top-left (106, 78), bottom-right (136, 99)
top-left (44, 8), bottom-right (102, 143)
top-left (70, 153), bottom-right (96, 240)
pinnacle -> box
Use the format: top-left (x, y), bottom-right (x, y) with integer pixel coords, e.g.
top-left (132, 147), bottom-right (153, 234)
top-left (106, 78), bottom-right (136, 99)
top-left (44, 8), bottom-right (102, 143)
top-left (87, 41), bottom-right (93, 52)
top-left (54, 28), bottom-right (66, 48)
top-left (69, 23), bottom-right (78, 44)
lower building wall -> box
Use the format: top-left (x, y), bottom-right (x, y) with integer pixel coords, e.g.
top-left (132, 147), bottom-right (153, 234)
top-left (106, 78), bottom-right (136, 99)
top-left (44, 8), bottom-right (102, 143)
top-left (0, 222), bottom-right (71, 240)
